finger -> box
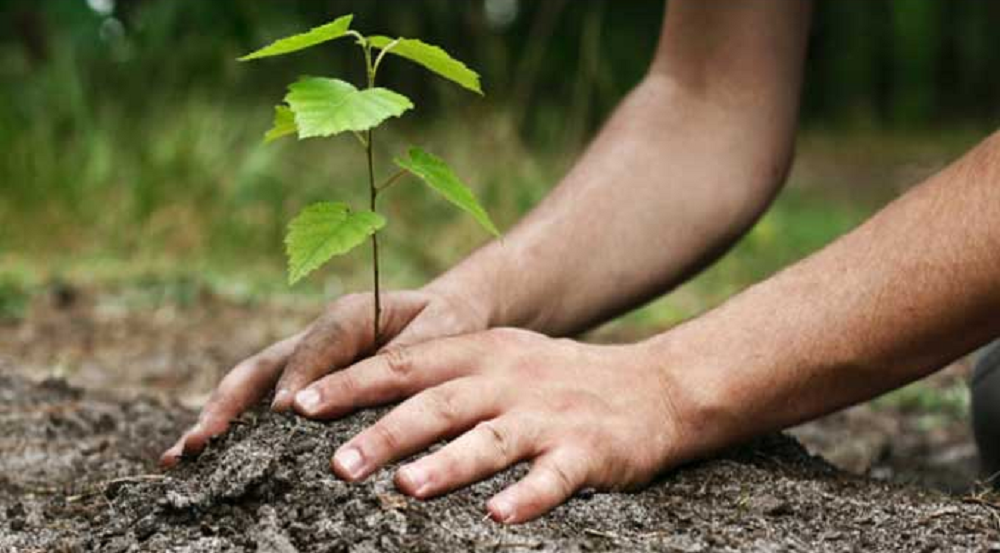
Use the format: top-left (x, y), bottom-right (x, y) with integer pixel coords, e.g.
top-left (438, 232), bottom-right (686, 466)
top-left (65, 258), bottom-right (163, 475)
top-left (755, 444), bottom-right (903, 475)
top-left (381, 318), bottom-right (444, 351)
top-left (380, 300), bottom-right (469, 351)
top-left (395, 416), bottom-right (533, 498)
top-left (330, 377), bottom-right (502, 481)
top-left (487, 449), bottom-right (588, 524)
top-left (159, 333), bottom-right (301, 467)
top-left (293, 333), bottom-right (483, 419)
top-left (272, 292), bottom-right (427, 410)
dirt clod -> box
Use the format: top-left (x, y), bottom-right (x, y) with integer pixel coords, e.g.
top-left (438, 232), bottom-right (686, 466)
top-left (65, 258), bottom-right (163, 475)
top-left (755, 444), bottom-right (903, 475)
top-left (2, 373), bottom-right (999, 552)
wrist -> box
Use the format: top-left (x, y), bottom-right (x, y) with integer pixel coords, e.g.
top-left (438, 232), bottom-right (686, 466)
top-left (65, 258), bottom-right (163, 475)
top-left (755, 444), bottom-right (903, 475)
top-left (421, 245), bottom-right (511, 331)
top-left (637, 322), bottom-right (747, 465)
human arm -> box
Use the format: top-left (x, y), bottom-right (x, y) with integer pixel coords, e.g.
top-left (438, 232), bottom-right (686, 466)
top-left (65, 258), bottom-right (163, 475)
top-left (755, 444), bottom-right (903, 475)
top-left (162, 0), bottom-right (812, 464)
top-left (649, 130), bottom-right (1000, 458)
top-left (429, 0), bottom-right (812, 335)
top-left (298, 129), bottom-right (1000, 523)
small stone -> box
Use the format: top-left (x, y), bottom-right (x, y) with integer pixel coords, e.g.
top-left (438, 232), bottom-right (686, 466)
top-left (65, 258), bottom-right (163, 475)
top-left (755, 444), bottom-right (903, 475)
top-left (132, 515), bottom-right (159, 541)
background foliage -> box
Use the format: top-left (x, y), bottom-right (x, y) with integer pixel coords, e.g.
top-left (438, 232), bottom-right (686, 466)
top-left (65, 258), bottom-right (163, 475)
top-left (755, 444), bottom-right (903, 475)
top-left (0, 0), bottom-right (997, 327)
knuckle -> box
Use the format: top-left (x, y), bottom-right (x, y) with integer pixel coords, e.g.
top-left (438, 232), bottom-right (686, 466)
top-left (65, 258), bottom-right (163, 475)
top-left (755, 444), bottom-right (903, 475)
top-left (334, 370), bottom-right (360, 401)
top-left (544, 461), bottom-right (578, 498)
top-left (381, 347), bottom-right (414, 379)
top-left (424, 387), bottom-right (462, 425)
top-left (476, 420), bottom-right (512, 461)
top-left (370, 421), bottom-right (402, 453)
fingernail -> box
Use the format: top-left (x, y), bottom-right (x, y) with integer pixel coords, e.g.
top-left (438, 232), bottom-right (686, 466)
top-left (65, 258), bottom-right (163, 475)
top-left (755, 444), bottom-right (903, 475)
top-left (489, 497), bottom-right (515, 523)
top-left (159, 449), bottom-right (179, 468)
top-left (294, 388), bottom-right (320, 414)
top-left (271, 389), bottom-right (291, 410)
top-left (397, 465), bottom-right (428, 496)
top-left (334, 447), bottom-right (365, 479)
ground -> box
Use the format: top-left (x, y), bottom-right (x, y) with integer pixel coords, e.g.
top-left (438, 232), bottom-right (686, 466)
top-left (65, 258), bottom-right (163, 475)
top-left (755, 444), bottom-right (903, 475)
top-left (3, 373), bottom-right (1000, 552)
top-left (2, 284), bottom-right (1000, 551)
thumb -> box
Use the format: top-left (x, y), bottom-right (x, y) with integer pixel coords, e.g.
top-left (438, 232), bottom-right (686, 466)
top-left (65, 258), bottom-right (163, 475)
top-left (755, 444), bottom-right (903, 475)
top-left (273, 291), bottom-right (429, 410)
top-left (381, 300), bottom-right (484, 351)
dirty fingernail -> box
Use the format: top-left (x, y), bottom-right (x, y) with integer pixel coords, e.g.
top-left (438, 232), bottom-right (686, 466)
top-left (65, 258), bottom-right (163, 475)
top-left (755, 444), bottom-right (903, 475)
top-left (160, 443), bottom-right (183, 467)
top-left (294, 388), bottom-right (320, 414)
top-left (159, 451), bottom-right (177, 467)
top-left (271, 389), bottom-right (292, 410)
top-left (489, 497), bottom-right (515, 523)
top-left (180, 424), bottom-right (200, 447)
top-left (397, 465), bottom-right (428, 496)
top-left (334, 447), bottom-right (365, 479)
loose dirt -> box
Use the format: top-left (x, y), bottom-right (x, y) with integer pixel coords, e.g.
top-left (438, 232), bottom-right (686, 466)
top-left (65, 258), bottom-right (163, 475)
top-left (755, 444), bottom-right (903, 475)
top-left (3, 372), bottom-right (999, 552)
top-left (1, 283), bottom-right (982, 493)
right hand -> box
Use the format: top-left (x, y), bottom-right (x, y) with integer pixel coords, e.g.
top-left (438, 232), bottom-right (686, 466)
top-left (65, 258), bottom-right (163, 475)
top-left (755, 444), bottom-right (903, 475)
top-left (159, 288), bottom-right (489, 467)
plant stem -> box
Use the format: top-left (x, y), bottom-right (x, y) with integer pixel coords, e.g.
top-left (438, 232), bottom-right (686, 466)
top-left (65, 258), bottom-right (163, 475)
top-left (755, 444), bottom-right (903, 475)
top-left (367, 129), bottom-right (381, 346)
top-left (362, 40), bottom-right (382, 346)
top-left (376, 169), bottom-right (408, 192)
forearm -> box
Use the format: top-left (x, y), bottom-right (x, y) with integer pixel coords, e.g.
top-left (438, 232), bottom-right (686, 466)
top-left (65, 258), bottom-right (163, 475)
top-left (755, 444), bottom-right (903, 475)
top-left (430, 81), bottom-right (789, 335)
top-left (655, 131), bottom-right (1000, 462)
top-left (425, 1), bottom-right (811, 336)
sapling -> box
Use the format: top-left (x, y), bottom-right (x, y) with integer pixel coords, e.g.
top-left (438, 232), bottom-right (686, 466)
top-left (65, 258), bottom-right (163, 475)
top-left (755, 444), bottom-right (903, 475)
top-left (239, 15), bottom-right (498, 345)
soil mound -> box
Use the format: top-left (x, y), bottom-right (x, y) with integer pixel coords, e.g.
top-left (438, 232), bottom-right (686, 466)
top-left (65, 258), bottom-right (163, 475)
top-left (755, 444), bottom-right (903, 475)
top-left (1, 374), bottom-right (997, 552)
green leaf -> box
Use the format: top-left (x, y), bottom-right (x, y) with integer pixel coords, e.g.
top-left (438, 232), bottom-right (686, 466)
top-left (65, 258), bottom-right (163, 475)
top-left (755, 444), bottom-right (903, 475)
top-left (285, 77), bottom-right (413, 139)
top-left (264, 105), bottom-right (297, 143)
top-left (368, 36), bottom-right (482, 95)
top-left (285, 202), bottom-right (385, 285)
top-left (394, 148), bottom-right (498, 236)
top-left (239, 15), bottom-right (354, 61)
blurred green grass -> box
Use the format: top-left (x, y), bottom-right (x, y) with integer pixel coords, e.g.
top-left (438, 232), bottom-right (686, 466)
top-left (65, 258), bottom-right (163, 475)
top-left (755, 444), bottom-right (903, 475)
top-left (1, 67), bottom-right (980, 336)
top-left (0, 24), bottom-right (988, 336)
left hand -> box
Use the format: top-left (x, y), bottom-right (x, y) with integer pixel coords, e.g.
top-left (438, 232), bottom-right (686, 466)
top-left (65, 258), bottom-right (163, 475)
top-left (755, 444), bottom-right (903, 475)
top-left (291, 327), bottom-right (687, 523)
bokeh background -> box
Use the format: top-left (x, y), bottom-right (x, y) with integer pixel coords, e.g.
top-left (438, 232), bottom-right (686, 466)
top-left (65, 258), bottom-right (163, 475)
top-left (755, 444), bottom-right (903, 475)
top-left (1, 0), bottom-right (998, 492)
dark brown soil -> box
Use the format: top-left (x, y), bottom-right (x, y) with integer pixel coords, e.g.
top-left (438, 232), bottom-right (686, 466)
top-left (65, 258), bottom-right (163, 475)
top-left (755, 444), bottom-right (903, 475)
top-left (3, 373), bottom-right (1000, 552)
top-left (2, 282), bottom-right (983, 494)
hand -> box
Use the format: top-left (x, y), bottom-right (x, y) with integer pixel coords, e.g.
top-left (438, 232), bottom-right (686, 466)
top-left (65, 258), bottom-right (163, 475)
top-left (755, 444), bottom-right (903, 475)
top-left (292, 327), bottom-right (686, 523)
top-left (160, 287), bottom-right (489, 467)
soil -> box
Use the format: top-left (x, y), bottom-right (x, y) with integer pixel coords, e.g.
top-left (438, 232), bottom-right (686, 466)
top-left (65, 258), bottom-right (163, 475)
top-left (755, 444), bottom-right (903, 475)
top-left (3, 284), bottom-right (1000, 551)
top-left (2, 372), bottom-right (1000, 552)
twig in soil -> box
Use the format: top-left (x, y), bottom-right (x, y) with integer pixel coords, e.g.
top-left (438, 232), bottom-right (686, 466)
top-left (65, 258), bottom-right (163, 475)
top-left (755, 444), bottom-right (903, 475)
top-left (961, 491), bottom-right (1000, 532)
top-left (919, 506), bottom-right (960, 523)
top-left (485, 540), bottom-right (544, 550)
top-left (376, 491), bottom-right (408, 511)
top-left (962, 490), bottom-right (1000, 512)
top-left (583, 528), bottom-right (623, 541)
top-left (18, 484), bottom-right (61, 495)
top-left (480, 527), bottom-right (542, 551)
top-left (65, 474), bottom-right (168, 503)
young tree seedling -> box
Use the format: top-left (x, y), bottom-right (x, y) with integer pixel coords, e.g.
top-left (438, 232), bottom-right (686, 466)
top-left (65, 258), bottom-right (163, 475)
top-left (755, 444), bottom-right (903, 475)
top-left (239, 14), bottom-right (499, 345)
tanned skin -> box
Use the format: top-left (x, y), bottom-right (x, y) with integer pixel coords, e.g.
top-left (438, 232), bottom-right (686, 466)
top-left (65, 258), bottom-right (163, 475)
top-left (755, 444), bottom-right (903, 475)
top-left (162, 0), bottom-right (1000, 524)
